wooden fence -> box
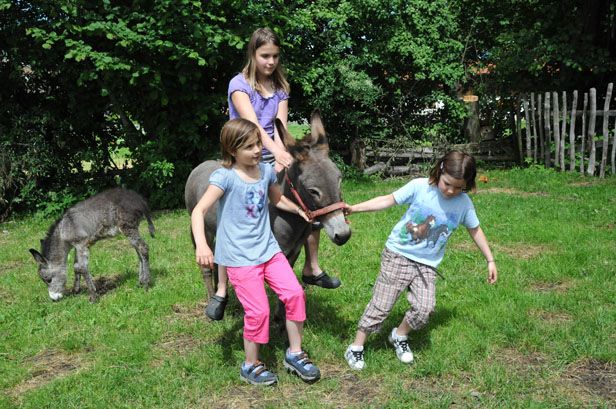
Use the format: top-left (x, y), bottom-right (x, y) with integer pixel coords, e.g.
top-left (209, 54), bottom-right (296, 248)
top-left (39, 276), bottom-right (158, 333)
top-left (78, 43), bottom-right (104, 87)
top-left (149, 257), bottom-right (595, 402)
top-left (517, 83), bottom-right (616, 178)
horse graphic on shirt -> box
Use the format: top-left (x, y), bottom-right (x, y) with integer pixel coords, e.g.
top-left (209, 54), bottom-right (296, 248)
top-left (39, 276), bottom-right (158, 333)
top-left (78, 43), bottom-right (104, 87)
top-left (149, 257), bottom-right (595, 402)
top-left (406, 215), bottom-right (436, 243)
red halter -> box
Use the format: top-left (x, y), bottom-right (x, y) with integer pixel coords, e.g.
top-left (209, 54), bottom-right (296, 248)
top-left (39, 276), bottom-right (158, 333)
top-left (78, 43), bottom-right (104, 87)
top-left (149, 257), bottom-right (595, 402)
top-left (283, 172), bottom-right (348, 221)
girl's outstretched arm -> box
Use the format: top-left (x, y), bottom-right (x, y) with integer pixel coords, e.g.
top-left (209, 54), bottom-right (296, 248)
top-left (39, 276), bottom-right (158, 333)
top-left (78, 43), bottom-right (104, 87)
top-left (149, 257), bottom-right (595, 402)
top-left (269, 184), bottom-right (311, 222)
top-left (191, 185), bottom-right (224, 270)
top-left (466, 226), bottom-right (498, 284)
top-left (345, 194), bottom-right (397, 214)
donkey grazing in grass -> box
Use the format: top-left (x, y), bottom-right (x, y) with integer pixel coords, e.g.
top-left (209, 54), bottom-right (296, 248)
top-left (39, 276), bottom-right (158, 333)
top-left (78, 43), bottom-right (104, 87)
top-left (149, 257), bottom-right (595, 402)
top-left (185, 110), bottom-right (352, 303)
top-left (29, 188), bottom-right (155, 302)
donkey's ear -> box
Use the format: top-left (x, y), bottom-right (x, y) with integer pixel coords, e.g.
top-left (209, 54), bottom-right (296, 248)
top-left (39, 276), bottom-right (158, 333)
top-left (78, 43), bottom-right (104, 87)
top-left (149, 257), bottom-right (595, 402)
top-left (275, 119), bottom-right (296, 150)
top-left (29, 248), bottom-right (47, 265)
top-left (309, 109), bottom-right (328, 147)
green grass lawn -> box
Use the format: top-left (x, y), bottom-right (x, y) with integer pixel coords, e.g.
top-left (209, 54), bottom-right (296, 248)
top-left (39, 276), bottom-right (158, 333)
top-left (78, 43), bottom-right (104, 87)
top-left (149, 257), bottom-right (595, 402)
top-left (1, 167), bottom-right (615, 408)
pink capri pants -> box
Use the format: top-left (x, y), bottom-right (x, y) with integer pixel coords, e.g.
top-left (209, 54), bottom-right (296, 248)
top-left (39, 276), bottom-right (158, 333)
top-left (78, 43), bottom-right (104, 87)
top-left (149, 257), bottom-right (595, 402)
top-left (226, 252), bottom-right (306, 344)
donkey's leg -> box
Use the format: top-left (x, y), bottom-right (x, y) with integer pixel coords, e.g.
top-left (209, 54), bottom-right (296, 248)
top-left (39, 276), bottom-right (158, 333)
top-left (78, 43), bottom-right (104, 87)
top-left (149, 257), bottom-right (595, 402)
top-left (124, 228), bottom-right (150, 289)
top-left (201, 265), bottom-right (215, 301)
top-left (72, 263), bottom-right (82, 294)
top-left (72, 249), bottom-right (82, 294)
top-left (74, 244), bottom-right (98, 302)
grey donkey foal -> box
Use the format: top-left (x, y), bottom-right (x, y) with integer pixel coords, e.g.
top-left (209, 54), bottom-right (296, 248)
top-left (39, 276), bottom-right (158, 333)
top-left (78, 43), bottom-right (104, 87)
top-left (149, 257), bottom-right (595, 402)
top-left (29, 188), bottom-right (155, 302)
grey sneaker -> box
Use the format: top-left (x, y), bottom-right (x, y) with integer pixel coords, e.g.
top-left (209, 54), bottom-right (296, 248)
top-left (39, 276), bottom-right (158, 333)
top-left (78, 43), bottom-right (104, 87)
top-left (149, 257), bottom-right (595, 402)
top-left (388, 328), bottom-right (414, 364)
top-left (283, 350), bottom-right (320, 382)
top-left (344, 345), bottom-right (365, 370)
top-left (240, 361), bottom-right (278, 386)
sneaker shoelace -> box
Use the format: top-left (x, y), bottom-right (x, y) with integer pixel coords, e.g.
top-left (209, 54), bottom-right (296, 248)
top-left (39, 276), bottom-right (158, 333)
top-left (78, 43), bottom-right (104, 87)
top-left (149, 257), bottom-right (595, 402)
top-left (349, 350), bottom-right (364, 362)
top-left (396, 339), bottom-right (411, 353)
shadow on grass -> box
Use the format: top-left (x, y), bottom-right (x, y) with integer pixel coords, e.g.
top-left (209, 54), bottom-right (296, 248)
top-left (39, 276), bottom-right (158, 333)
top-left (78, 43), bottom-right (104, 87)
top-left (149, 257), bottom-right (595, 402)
top-left (365, 307), bottom-right (457, 353)
top-left (214, 285), bottom-right (354, 371)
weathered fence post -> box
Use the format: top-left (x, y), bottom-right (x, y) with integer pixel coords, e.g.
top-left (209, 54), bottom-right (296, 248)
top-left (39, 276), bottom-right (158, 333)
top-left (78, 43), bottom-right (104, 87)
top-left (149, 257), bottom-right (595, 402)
top-left (599, 83), bottom-right (613, 178)
top-left (560, 91), bottom-right (567, 171)
top-left (515, 96), bottom-right (523, 163)
top-left (538, 93), bottom-right (544, 162)
top-left (587, 88), bottom-right (597, 176)
top-left (523, 96), bottom-right (531, 161)
top-left (581, 92), bottom-right (588, 173)
top-left (531, 92), bottom-right (538, 162)
top-left (569, 90), bottom-right (578, 172)
top-left (543, 92), bottom-right (551, 167)
top-left (552, 91), bottom-right (561, 168)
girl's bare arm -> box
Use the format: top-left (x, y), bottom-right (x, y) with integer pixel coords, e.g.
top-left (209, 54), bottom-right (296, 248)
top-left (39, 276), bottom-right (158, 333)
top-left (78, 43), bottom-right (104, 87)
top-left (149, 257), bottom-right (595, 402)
top-left (190, 185), bottom-right (224, 269)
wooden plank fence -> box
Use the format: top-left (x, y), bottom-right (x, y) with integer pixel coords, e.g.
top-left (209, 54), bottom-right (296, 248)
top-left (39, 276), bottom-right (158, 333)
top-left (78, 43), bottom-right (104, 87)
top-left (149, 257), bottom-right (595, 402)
top-left (518, 83), bottom-right (616, 177)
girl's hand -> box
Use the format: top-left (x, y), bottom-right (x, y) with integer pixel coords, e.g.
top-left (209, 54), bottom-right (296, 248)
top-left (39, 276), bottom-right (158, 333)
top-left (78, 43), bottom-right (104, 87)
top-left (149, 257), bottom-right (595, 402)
top-left (297, 207), bottom-right (312, 222)
top-left (343, 203), bottom-right (354, 215)
top-left (487, 261), bottom-right (498, 284)
top-left (196, 246), bottom-right (215, 270)
top-left (274, 150), bottom-right (293, 169)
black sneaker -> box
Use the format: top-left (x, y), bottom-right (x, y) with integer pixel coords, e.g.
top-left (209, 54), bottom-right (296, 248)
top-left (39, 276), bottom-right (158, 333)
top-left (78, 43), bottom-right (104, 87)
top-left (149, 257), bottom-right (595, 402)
top-left (301, 272), bottom-right (341, 289)
top-left (205, 295), bottom-right (227, 320)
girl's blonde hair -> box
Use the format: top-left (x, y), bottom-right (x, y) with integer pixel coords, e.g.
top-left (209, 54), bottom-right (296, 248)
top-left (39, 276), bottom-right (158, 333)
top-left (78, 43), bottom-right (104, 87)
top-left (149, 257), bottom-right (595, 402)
top-left (220, 119), bottom-right (261, 168)
top-left (242, 27), bottom-right (290, 95)
top-left (428, 150), bottom-right (477, 193)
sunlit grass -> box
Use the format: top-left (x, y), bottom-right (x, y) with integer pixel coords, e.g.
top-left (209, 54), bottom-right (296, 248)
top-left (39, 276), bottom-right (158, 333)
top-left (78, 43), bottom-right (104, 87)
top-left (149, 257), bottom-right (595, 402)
top-left (1, 167), bottom-right (615, 408)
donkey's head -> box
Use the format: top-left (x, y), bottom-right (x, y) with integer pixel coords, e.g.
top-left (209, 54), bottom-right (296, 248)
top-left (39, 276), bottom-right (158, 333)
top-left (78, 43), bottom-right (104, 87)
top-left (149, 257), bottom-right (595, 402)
top-left (276, 110), bottom-right (351, 246)
top-left (29, 236), bottom-right (68, 301)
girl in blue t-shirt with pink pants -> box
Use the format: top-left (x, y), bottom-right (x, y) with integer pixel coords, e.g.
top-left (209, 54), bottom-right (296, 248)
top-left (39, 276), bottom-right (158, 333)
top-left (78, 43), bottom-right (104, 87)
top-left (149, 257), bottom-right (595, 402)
top-left (191, 118), bottom-right (320, 386)
top-left (206, 27), bottom-right (339, 322)
top-left (342, 151), bottom-right (499, 370)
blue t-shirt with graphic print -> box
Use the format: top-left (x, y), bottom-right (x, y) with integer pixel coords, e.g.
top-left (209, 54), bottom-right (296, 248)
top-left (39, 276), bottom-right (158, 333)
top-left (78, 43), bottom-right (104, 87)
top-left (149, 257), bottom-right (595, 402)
top-left (385, 178), bottom-right (480, 268)
top-left (209, 163), bottom-right (281, 267)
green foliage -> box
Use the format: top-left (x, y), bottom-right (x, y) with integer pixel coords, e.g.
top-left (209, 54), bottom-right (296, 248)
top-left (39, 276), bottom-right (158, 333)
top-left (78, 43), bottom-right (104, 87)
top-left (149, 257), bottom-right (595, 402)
top-left (285, 0), bottom-right (467, 149)
top-left (3, 0), bottom-right (614, 217)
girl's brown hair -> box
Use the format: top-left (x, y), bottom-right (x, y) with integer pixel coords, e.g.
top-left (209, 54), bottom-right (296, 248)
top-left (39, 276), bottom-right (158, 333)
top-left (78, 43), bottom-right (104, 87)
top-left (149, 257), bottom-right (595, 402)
top-left (220, 119), bottom-right (261, 168)
top-left (428, 150), bottom-right (477, 192)
top-left (242, 27), bottom-right (290, 95)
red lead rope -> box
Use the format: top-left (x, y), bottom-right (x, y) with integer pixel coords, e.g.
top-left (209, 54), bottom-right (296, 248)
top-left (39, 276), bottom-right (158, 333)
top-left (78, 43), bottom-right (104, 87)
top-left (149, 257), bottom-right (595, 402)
top-left (284, 173), bottom-right (348, 222)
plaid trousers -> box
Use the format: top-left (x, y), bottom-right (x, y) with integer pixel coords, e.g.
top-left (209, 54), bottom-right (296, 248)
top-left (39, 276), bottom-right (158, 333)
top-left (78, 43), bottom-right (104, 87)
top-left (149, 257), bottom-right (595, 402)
top-left (358, 247), bottom-right (437, 334)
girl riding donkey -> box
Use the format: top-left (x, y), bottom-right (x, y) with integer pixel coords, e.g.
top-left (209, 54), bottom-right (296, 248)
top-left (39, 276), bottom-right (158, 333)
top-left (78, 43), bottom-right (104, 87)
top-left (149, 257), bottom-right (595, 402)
top-left (191, 118), bottom-right (320, 386)
top-left (206, 27), bottom-right (339, 321)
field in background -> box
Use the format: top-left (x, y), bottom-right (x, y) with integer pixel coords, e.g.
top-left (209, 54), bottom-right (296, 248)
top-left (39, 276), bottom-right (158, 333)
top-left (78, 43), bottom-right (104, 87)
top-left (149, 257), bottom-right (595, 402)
top-left (1, 167), bottom-right (614, 408)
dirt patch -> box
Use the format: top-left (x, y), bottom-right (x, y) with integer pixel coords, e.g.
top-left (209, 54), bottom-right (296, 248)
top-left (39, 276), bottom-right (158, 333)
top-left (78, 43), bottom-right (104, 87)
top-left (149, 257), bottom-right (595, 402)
top-left (477, 187), bottom-right (549, 197)
top-left (93, 274), bottom-right (124, 295)
top-left (7, 349), bottom-right (89, 399)
top-left (0, 260), bottom-right (26, 275)
top-left (569, 181), bottom-right (598, 187)
top-left (561, 359), bottom-right (616, 404)
top-left (204, 363), bottom-right (388, 408)
top-left (529, 280), bottom-right (575, 294)
top-left (451, 242), bottom-right (553, 261)
top-left (528, 309), bottom-right (572, 323)
top-left (490, 347), bottom-right (549, 373)
top-left (70, 274), bottom-right (124, 297)
top-left (150, 334), bottom-right (203, 368)
top-left (0, 286), bottom-right (14, 303)
top-left (169, 302), bottom-right (207, 324)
